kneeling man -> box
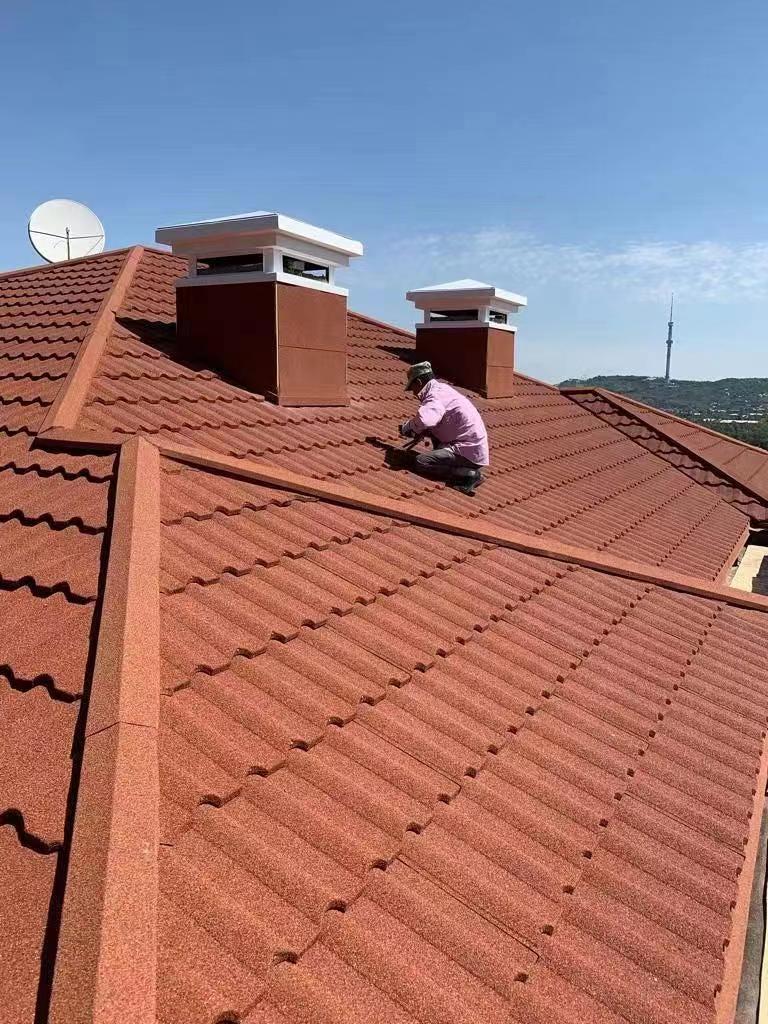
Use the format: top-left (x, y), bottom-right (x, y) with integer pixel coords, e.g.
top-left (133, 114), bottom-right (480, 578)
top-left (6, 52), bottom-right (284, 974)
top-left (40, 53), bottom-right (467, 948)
top-left (399, 361), bottom-right (488, 490)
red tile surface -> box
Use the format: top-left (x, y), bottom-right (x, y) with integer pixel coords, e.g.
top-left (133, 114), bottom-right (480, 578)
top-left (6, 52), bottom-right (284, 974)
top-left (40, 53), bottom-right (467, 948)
top-left (156, 460), bottom-right (768, 1024)
top-left (3, 248), bottom-right (768, 1024)
top-left (0, 678), bottom-right (79, 845)
top-left (0, 254), bottom-right (120, 1021)
top-left (0, 827), bottom-right (58, 1024)
top-left (70, 247), bottom-right (751, 580)
top-left (609, 393), bottom-right (768, 499)
top-left (567, 389), bottom-right (768, 521)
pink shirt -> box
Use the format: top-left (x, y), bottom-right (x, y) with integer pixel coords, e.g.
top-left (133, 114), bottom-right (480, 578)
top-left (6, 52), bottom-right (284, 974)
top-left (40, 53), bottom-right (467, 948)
top-left (407, 379), bottom-right (490, 466)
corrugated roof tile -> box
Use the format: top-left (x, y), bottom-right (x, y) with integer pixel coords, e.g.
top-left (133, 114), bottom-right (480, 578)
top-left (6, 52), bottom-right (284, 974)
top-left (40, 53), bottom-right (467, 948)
top-left (71, 250), bottom-right (754, 578)
top-left (0, 679), bottom-right (78, 846)
top-left (0, 830), bottom-right (58, 1024)
top-left (0, 251), bottom-right (126, 1023)
top-left (5, 248), bottom-right (768, 1024)
top-left (0, 587), bottom-right (94, 696)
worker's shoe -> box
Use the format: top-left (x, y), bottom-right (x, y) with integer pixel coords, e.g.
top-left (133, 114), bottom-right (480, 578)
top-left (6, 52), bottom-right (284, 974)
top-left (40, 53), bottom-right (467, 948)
top-left (448, 467), bottom-right (484, 496)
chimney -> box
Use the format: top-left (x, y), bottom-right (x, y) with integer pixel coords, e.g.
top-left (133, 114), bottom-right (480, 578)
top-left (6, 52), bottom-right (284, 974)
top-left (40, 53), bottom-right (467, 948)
top-left (406, 279), bottom-right (527, 398)
top-left (155, 212), bottom-right (363, 406)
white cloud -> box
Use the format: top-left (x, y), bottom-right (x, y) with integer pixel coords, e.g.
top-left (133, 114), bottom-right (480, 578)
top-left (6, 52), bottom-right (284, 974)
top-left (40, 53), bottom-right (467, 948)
top-left (366, 230), bottom-right (768, 303)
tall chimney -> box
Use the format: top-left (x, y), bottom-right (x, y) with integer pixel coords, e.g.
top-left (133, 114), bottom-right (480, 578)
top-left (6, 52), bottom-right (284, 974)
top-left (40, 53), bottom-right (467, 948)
top-left (155, 212), bottom-right (363, 406)
top-left (406, 279), bottom-right (526, 399)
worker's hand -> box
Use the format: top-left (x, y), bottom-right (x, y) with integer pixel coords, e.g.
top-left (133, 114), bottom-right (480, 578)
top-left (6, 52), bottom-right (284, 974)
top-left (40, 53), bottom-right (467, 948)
top-left (399, 420), bottom-right (416, 438)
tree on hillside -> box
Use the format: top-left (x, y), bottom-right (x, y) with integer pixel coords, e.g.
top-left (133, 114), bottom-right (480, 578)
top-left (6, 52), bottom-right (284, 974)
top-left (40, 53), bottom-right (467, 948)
top-left (714, 418), bottom-right (768, 449)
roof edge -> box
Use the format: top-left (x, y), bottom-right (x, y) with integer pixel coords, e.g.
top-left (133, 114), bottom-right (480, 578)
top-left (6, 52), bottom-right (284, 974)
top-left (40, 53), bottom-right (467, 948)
top-left (563, 386), bottom-right (768, 514)
top-left (49, 435), bottom-right (160, 1024)
top-left (715, 524), bottom-right (751, 587)
top-left (717, 737), bottom-right (768, 1023)
top-left (0, 245), bottom-right (137, 283)
top-left (39, 247), bottom-right (144, 433)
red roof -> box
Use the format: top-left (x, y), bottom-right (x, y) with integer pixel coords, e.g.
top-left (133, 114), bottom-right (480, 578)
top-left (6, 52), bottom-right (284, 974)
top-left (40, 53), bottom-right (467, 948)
top-left (3, 245), bottom-right (768, 1024)
top-left (61, 248), bottom-right (758, 579)
top-left (0, 253), bottom-right (118, 1024)
top-left (604, 392), bottom-right (768, 499)
top-left (563, 387), bottom-right (768, 521)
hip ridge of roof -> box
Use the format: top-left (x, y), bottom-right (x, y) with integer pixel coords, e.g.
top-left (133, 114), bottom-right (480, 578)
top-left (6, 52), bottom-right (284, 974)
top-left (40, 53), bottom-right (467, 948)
top-left (562, 385), bottom-right (768, 514)
top-left (36, 425), bottom-right (768, 614)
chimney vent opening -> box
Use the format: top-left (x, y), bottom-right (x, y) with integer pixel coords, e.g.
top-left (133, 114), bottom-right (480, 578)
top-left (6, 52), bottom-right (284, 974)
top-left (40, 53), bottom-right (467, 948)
top-left (196, 253), bottom-right (265, 276)
top-left (429, 309), bottom-right (479, 323)
top-left (282, 255), bottom-right (330, 283)
top-left (427, 307), bottom-right (510, 325)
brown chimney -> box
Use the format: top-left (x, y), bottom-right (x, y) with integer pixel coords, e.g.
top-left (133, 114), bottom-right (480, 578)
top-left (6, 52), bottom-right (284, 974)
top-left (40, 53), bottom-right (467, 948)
top-left (155, 213), bottom-right (363, 406)
top-left (406, 280), bottom-right (527, 399)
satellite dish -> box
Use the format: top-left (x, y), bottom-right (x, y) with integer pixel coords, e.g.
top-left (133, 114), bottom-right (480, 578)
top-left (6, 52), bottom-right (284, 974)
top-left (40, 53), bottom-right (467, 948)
top-left (28, 199), bottom-right (106, 263)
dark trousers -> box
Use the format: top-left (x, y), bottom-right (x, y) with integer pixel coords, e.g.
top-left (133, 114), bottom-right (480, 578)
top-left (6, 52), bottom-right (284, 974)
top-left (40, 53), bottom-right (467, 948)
top-left (414, 446), bottom-right (483, 480)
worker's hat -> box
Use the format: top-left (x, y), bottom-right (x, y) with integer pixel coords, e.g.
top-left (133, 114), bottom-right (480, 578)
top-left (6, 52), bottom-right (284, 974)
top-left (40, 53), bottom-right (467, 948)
top-left (405, 361), bottom-right (433, 390)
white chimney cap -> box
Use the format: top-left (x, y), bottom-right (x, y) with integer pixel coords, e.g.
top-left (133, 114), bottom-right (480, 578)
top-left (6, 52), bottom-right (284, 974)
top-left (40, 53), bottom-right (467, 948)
top-left (156, 211), bottom-right (363, 263)
top-left (406, 279), bottom-right (527, 312)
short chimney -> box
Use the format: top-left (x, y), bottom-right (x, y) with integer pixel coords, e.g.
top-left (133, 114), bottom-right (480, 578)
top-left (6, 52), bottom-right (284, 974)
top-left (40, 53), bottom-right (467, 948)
top-left (406, 279), bottom-right (526, 398)
top-left (155, 212), bottom-right (363, 406)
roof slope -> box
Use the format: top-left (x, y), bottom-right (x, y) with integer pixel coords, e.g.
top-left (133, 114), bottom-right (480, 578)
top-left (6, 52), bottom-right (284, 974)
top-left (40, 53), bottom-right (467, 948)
top-left (48, 447), bottom-right (768, 1024)
top-left (0, 253), bottom-right (119, 1023)
top-left (160, 462), bottom-right (768, 1024)
top-left (65, 247), bottom-right (756, 581)
top-left (2, 247), bottom-right (768, 1024)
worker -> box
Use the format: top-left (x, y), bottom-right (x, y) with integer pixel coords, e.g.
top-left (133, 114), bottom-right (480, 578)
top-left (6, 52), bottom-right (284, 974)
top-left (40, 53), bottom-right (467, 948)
top-left (399, 361), bottom-right (488, 491)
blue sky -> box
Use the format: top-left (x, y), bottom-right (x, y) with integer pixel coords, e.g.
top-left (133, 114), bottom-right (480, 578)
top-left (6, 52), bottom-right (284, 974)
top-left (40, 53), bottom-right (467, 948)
top-left (2, 0), bottom-right (767, 382)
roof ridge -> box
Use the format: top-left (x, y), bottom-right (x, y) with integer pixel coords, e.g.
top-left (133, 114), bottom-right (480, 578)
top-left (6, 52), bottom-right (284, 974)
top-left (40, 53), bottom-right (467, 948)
top-left (347, 308), bottom-right (416, 339)
top-left (49, 435), bottom-right (160, 1024)
top-left (594, 386), bottom-right (768, 499)
top-left (131, 243), bottom-right (183, 260)
top-left (0, 247), bottom-right (135, 283)
top-left (603, 387), bottom-right (768, 459)
top-left (562, 386), bottom-right (768, 511)
top-left (39, 247), bottom-right (145, 433)
top-left (510, 369), bottom-right (558, 390)
top-left (36, 425), bottom-right (765, 608)
top-left (154, 438), bottom-right (768, 612)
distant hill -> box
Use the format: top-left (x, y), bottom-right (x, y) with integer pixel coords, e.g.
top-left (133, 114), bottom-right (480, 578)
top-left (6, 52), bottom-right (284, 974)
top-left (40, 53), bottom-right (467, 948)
top-left (558, 375), bottom-right (768, 449)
